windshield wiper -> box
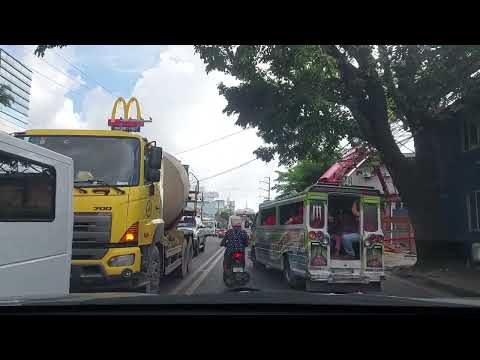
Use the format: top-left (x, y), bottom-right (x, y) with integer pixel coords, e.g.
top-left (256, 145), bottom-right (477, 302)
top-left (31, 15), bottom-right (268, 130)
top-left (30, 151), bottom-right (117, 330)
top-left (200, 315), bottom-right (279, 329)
top-left (74, 179), bottom-right (126, 195)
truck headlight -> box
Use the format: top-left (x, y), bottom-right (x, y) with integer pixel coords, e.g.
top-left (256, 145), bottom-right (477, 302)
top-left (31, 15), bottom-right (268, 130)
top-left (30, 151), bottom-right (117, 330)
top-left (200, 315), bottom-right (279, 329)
top-left (108, 254), bottom-right (135, 267)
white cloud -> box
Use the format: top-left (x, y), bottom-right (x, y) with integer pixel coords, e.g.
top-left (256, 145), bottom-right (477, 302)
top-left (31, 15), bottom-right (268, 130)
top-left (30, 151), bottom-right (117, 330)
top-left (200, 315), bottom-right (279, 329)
top-left (22, 44), bottom-right (282, 211)
top-left (17, 45), bottom-right (86, 130)
top-left (131, 45), bottom-right (281, 210)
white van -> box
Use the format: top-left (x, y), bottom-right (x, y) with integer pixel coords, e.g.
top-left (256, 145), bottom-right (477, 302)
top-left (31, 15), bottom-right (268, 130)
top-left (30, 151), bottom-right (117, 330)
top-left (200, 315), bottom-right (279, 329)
top-left (0, 131), bottom-right (73, 300)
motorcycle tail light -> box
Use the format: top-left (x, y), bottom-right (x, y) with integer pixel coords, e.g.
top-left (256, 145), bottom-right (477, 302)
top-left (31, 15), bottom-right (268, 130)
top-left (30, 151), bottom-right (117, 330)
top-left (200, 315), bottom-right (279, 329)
top-left (232, 252), bottom-right (243, 260)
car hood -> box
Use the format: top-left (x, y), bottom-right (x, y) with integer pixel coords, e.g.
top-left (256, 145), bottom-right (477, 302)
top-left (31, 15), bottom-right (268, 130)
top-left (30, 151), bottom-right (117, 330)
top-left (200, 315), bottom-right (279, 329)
top-left (4, 290), bottom-right (480, 308)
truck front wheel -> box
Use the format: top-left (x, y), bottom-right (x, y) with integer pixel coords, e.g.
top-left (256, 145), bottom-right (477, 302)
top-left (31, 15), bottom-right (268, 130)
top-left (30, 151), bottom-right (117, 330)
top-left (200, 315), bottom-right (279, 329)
top-left (141, 245), bottom-right (161, 294)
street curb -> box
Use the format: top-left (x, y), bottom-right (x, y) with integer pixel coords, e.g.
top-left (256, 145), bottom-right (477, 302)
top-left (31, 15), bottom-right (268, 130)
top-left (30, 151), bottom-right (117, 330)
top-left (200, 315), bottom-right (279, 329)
top-left (393, 271), bottom-right (480, 298)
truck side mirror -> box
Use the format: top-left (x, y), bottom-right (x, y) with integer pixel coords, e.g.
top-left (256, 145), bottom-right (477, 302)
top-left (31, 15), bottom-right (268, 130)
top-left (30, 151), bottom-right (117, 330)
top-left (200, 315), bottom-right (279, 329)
top-left (149, 147), bottom-right (162, 170)
top-left (146, 168), bottom-right (160, 182)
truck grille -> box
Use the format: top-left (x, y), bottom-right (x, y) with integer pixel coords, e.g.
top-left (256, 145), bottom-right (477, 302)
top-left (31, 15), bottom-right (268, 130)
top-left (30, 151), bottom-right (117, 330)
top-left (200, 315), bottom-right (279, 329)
top-left (73, 212), bottom-right (112, 245)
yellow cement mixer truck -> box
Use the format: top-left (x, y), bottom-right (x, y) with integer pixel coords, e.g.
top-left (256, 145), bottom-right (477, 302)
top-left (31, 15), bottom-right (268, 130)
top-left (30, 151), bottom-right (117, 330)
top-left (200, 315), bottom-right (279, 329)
top-left (14, 97), bottom-right (195, 293)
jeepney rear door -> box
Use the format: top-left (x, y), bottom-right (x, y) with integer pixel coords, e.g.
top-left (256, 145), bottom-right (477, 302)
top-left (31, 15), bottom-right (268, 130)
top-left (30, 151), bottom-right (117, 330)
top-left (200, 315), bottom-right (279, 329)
top-left (360, 196), bottom-right (383, 269)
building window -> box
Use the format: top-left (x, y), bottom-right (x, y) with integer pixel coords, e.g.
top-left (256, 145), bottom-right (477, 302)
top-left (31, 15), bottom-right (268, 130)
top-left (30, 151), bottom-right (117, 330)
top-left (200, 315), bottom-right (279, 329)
top-left (463, 119), bottom-right (480, 152)
top-left (279, 201), bottom-right (304, 225)
top-left (0, 150), bottom-right (56, 222)
top-left (260, 207), bottom-right (276, 226)
top-left (467, 191), bottom-right (480, 232)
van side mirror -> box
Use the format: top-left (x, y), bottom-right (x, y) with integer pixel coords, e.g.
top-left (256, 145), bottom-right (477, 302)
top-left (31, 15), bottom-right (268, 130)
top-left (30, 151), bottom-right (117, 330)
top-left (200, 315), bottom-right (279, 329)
top-left (149, 147), bottom-right (162, 170)
top-left (146, 168), bottom-right (160, 182)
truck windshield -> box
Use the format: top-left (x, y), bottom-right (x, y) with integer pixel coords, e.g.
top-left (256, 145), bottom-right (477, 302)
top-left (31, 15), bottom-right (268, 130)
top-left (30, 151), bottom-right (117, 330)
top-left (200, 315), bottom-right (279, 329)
top-left (21, 136), bottom-right (141, 186)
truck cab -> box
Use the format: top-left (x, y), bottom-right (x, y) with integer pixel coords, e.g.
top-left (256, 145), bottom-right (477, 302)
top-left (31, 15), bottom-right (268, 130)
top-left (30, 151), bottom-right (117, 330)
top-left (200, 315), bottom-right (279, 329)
top-left (15, 129), bottom-right (191, 293)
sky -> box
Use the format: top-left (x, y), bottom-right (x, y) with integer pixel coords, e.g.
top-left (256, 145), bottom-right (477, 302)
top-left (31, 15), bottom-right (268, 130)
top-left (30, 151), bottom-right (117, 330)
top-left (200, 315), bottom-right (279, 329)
top-left (0, 45), bottom-right (284, 211)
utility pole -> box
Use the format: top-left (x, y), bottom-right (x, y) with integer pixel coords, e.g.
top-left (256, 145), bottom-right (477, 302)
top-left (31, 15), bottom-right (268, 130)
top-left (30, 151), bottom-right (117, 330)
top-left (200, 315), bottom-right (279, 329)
top-left (201, 191), bottom-right (204, 221)
top-left (259, 176), bottom-right (271, 201)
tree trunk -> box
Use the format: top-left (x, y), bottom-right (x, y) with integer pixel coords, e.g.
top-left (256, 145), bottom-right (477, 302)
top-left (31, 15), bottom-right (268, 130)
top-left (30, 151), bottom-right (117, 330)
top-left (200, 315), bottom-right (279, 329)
top-left (384, 126), bottom-right (464, 266)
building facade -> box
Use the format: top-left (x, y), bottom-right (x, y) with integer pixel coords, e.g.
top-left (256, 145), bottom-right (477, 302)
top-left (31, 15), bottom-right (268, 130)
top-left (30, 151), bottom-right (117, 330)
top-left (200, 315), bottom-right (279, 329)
top-left (436, 107), bottom-right (480, 261)
top-left (0, 49), bottom-right (31, 133)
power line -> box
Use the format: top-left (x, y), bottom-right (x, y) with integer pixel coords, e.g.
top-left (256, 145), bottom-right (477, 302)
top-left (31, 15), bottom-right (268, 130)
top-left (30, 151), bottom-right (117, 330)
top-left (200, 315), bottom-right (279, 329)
top-left (29, 67), bottom-right (71, 90)
top-left (4, 47), bottom-right (71, 91)
top-left (176, 129), bottom-right (250, 155)
top-left (199, 158), bottom-right (257, 182)
top-left (12, 46), bottom-right (91, 91)
top-left (52, 50), bottom-right (116, 96)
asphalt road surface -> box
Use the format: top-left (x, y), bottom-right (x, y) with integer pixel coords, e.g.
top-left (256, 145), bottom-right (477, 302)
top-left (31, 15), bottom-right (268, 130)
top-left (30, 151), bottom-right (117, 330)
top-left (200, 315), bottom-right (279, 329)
top-left (155, 236), bottom-right (451, 298)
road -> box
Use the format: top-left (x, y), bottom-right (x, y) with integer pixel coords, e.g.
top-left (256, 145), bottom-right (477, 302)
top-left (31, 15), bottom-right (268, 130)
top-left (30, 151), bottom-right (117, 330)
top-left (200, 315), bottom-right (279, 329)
top-left (152, 236), bottom-right (451, 298)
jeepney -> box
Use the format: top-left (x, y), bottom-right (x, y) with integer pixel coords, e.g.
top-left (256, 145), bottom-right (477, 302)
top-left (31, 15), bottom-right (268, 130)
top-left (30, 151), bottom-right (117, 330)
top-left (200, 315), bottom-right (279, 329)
top-left (249, 184), bottom-right (384, 292)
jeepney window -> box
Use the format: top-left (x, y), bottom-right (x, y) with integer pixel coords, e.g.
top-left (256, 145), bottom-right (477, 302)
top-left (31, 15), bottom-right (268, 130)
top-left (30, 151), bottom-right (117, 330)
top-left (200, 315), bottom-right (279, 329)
top-left (260, 207), bottom-right (276, 225)
top-left (309, 200), bottom-right (324, 229)
top-left (279, 201), bottom-right (304, 225)
top-left (0, 151), bottom-right (56, 222)
top-left (363, 203), bottom-right (379, 232)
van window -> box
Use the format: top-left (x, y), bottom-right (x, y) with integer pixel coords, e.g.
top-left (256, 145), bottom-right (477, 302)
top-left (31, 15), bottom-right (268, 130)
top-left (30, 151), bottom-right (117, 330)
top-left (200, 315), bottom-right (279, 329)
top-left (363, 203), bottom-right (378, 232)
top-left (279, 201), bottom-right (304, 225)
top-left (309, 200), bottom-right (324, 228)
top-left (0, 151), bottom-right (56, 221)
top-left (260, 207), bottom-right (276, 225)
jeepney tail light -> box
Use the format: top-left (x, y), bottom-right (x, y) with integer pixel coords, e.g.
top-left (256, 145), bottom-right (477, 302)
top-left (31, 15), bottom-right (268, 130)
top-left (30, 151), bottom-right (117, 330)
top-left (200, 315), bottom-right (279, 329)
top-left (120, 222), bottom-right (138, 243)
top-left (311, 255), bottom-right (327, 267)
top-left (310, 242), bottom-right (327, 267)
top-left (308, 231), bottom-right (316, 240)
top-left (367, 258), bottom-right (382, 268)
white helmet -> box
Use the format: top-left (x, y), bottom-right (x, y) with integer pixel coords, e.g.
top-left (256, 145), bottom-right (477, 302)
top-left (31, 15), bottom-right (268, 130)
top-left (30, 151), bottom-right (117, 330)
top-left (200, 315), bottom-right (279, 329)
top-left (229, 215), bottom-right (243, 228)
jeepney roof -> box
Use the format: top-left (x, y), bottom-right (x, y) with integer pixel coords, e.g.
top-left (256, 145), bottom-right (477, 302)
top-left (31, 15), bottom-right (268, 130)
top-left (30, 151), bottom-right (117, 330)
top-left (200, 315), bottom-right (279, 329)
top-left (259, 183), bottom-right (380, 209)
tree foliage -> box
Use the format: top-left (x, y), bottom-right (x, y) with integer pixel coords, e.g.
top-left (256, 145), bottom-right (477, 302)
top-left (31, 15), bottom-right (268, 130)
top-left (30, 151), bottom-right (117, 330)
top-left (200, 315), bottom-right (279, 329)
top-left (34, 45), bottom-right (67, 58)
top-left (273, 150), bottom-right (340, 196)
top-left (216, 208), bottom-right (232, 222)
top-left (0, 84), bottom-right (14, 107)
top-left (195, 45), bottom-right (480, 261)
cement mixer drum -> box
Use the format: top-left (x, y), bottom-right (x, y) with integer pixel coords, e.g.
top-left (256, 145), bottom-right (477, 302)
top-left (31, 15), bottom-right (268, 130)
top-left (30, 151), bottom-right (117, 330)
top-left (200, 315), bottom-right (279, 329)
top-left (162, 152), bottom-right (190, 229)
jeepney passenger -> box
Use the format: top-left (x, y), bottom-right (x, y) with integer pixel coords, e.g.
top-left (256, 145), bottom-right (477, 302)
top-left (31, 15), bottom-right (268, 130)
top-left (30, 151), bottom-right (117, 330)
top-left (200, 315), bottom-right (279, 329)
top-left (340, 200), bottom-right (361, 259)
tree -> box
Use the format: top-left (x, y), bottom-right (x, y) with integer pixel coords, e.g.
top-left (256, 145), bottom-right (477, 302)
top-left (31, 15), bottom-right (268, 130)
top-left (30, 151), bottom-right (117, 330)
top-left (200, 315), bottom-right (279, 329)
top-left (0, 84), bottom-right (14, 107)
top-left (273, 151), bottom-right (340, 196)
top-left (34, 45), bottom-right (67, 58)
top-left (216, 208), bottom-right (232, 227)
top-left (194, 45), bottom-right (480, 264)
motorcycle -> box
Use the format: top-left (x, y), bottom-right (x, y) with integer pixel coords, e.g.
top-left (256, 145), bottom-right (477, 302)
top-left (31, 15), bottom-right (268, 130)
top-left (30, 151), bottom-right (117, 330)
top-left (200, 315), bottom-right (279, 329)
top-left (221, 245), bottom-right (250, 288)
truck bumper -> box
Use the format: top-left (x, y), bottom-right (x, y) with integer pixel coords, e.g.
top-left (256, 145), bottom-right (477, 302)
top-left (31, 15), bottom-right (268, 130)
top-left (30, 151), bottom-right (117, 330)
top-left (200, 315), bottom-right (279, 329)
top-left (70, 247), bottom-right (142, 290)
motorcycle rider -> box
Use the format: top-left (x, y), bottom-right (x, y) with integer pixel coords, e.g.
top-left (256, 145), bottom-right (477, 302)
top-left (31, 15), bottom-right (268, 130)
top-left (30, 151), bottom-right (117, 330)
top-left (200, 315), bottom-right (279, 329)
top-left (221, 215), bottom-right (249, 271)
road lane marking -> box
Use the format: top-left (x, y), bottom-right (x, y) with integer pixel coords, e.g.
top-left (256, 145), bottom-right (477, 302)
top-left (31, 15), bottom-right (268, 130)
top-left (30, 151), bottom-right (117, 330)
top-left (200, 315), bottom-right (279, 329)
top-left (184, 251), bottom-right (224, 295)
top-left (169, 246), bottom-right (224, 295)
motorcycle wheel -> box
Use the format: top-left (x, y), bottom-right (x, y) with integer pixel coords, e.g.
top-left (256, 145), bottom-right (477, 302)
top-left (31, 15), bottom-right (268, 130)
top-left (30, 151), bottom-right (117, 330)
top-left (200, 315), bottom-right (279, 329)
top-left (223, 273), bottom-right (235, 288)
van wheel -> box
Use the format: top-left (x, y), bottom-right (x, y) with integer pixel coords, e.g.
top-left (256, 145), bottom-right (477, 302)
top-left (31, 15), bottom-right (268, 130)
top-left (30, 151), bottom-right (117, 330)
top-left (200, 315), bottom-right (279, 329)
top-left (141, 245), bottom-right (161, 294)
top-left (251, 247), bottom-right (264, 269)
top-left (283, 255), bottom-right (304, 290)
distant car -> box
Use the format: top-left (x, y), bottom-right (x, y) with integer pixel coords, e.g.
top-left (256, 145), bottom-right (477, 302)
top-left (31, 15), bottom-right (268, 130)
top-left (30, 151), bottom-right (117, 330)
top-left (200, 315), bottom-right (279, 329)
top-left (177, 216), bottom-right (207, 256)
top-left (216, 228), bottom-right (226, 238)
